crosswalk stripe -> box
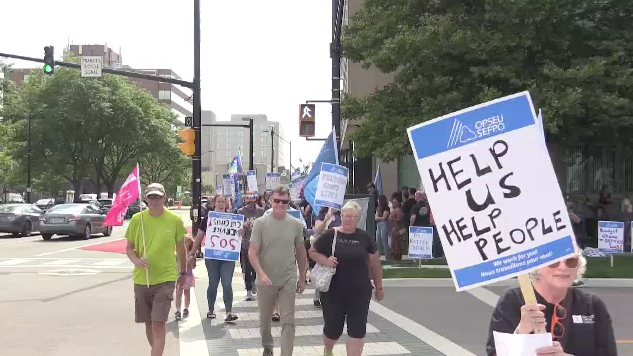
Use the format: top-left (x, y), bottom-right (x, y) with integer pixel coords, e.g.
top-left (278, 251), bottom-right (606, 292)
top-left (236, 342), bottom-right (410, 355)
top-left (230, 310), bottom-right (323, 322)
top-left (229, 323), bottom-right (379, 339)
top-left (0, 259), bottom-right (31, 266)
top-left (91, 260), bottom-right (127, 266)
top-left (40, 259), bottom-right (81, 266)
top-left (215, 297), bottom-right (315, 312)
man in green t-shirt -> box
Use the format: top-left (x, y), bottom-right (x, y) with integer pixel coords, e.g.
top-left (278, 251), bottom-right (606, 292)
top-left (125, 183), bottom-right (187, 356)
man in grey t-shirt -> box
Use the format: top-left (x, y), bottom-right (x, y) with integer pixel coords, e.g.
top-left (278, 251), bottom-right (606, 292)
top-left (237, 191), bottom-right (265, 301)
top-left (249, 186), bottom-right (307, 356)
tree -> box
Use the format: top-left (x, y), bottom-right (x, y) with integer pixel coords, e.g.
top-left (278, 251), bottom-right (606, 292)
top-left (293, 162), bottom-right (312, 176)
top-left (138, 141), bottom-right (190, 198)
top-left (341, 0), bottom-right (633, 161)
top-left (3, 65), bottom-right (177, 199)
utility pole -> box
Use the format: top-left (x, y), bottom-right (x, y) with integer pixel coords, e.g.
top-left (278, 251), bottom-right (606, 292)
top-left (331, 0), bottom-right (345, 155)
top-left (192, 0), bottom-right (202, 223)
top-left (26, 106), bottom-right (47, 204)
top-left (270, 126), bottom-right (275, 173)
top-left (248, 118), bottom-right (254, 170)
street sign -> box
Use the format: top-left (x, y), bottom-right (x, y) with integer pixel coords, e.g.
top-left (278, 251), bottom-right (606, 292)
top-left (299, 104), bottom-right (315, 119)
top-left (185, 116), bottom-right (193, 127)
top-left (81, 56), bottom-right (103, 78)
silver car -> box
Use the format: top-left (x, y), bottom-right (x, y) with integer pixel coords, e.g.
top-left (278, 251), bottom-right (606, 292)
top-left (39, 203), bottom-right (112, 241)
top-left (0, 204), bottom-right (43, 237)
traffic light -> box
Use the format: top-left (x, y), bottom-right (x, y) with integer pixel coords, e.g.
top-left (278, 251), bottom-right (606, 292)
top-left (43, 46), bottom-right (55, 75)
top-left (299, 103), bottom-right (316, 137)
top-left (178, 128), bottom-right (195, 156)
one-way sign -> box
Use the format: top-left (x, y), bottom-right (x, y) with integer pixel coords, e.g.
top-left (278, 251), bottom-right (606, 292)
top-left (299, 104), bottom-right (315, 119)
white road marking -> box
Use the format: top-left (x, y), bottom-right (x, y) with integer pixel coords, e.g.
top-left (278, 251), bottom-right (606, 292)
top-left (0, 265), bottom-right (131, 269)
top-left (236, 342), bottom-right (409, 355)
top-left (465, 287), bottom-right (500, 308)
top-left (177, 286), bottom-right (210, 356)
top-left (36, 238), bottom-right (124, 256)
top-left (369, 301), bottom-right (477, 356)
top-left (234, 310), bottom-right (323, 322)
top-left (0, 239), bottom-right (35, 246)
top-left (92, 260), bottom-right (127, 266)
top-left (0, 259), bottom-right (32, 266)
top-left (229, 324), bottom-right (379, 339)
top-left (40, 259), bottom-right (81, 266)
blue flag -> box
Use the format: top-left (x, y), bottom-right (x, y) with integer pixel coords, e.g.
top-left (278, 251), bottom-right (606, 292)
top-left (303, 127), bottom-right (339, 211)
top-left (233, 177), bottom-right (243, 211)
top-left (228, 152), bottom-right (243, 174)
top-left (374, 165), bottom-right (383, 196)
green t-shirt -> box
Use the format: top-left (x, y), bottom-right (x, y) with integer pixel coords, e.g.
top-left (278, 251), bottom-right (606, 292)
top-left (125, 209), bottom-right (187, 286)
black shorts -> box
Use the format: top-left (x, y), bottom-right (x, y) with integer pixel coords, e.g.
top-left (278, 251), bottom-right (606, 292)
top-left (320, 289), bottom-right (372, 339)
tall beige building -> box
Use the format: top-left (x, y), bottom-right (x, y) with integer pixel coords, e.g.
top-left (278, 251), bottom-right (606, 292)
top-left (200, 111), bottom-right (286, 191)
top-left (343, 0), bottom-right (422, 194)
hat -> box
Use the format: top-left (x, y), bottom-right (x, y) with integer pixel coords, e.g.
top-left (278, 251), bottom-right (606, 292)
top-left (145, 183), bottom-right (166, 197)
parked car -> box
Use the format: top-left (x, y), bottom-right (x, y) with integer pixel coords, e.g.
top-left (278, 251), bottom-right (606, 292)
top-left (35, 198), bottom-right (56, 212)
top-left (0, 204), bottom-right (43, 237)
top-left (97, 198), bottom-right (114, 212)
top-left (125, 200), bottom-right (148, 219)
top-left (39, 203), bottom-right (112, 241)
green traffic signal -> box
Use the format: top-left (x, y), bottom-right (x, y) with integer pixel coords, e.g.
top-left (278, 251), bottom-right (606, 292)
top-left (43, 64), bottom-right (53, 74)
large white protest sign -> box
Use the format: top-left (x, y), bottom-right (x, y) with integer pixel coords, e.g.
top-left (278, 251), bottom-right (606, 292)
top-left (223, 174), bottom-right (235, 197)
top-left (204, 211), bottom-right (244, 262)
top-left (314, 163), bottom-right (348, 210)
top-left (246, 170), bottom-right (258, 193)
top-left (407, 92), bottom-right (576, 291)
top-left (290, 176), bottom-right (305, 202)
top-left (266, 173), bottom-right (281, 191)
top-left (409, 226), bottom-right (433, 259)
top-left (598, 221), bottom-right (624, 253)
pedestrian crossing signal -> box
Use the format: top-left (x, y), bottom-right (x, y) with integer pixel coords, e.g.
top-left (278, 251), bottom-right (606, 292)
top-left (299, 119), bottom-right (315, 137)
top-left (178, 128), bottom-right (195, 156)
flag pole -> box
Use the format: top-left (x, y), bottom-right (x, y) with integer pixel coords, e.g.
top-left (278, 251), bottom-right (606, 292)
top-left (137, 163), bottom-right (149, 287)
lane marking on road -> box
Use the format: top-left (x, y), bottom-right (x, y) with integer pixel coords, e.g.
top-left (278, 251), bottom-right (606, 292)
top-left (0, 238), bottom-right (37, 246)
top-left (465, 287), bottom-right (500, 308)
top-left (0, 265), bottom-right (131, 269)
top-left (0, 257), bottom-right (128, 260)
top-left (0, 259), bottom-right (32, 266)
top-left (178, 286), bottom-right (210, 356)
top-left (40, 259), bottom-right (81, 266)
top-left (229, 324), bottom-right (380, 339)
top-left (36, 238), bottom-right (124, 256)
top-left (369, 300), bottom-right (477, 356)
top-left (92, 260), bottom-right (128, 266)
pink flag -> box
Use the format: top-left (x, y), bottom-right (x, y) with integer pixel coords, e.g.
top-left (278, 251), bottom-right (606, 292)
top-left (104, 165), bottom-right (141, 226)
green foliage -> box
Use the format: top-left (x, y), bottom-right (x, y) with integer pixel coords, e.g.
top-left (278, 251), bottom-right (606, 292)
top-left (342, 0), bottom-right (633, 161)
top-left (2, 64), bottom-right (183, 198)
top-left (138, 138), bottom-right (190, 198)
top-left (293, 162), bottom-right (312, 176)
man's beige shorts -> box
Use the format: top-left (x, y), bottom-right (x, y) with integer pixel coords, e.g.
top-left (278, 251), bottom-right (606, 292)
top-left (134, 281), bottom-right (176, 323)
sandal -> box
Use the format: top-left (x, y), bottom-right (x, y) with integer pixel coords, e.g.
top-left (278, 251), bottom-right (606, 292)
top-left (272, 312), bottom-right (280, 322)
top-left (207, 311), bottom-right (216, 319)
top-left (225, 313), bottom-right (238, 322)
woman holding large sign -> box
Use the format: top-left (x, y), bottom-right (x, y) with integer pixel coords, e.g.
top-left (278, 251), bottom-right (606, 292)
top-left (486, 251), bottom-right (617, 355)
top-left (191, 194), bottom-right (243, 322)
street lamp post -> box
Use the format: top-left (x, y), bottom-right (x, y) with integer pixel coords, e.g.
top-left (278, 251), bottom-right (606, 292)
top-left (263, 128), bottom-right (292, 178)
top-left (26, 106), bottom-right (47, 204)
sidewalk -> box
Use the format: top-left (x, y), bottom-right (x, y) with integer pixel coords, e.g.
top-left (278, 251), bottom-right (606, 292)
top-left (190, 261), bottom-right (445, 356)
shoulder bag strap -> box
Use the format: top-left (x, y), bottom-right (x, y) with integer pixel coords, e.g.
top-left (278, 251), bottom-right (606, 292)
top-left (331, 228), bottom-right (338, 256)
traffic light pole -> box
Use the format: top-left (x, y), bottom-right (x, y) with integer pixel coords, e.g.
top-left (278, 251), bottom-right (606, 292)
top-left (270, 127), bottom-right (275, 173)
top-left (331, 0), bottom-right (345, 157)
top-left (192, 0), bottom-right (202, 224)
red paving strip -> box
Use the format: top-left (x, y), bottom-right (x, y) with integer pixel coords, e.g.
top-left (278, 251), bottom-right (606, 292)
top-left (80, 239), bottom-right (127, 254)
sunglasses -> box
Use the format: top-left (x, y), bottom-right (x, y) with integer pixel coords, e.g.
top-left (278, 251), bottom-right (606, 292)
top-left (272, 198), bottom-right (290, 205)
top-left (551, 303), bottom-right (567, 339)
top-left (548, 257), bottom-right (579, 269)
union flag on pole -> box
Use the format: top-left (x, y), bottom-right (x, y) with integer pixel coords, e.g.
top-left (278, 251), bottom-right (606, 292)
top-left (104, 165), bottom-right (141, 226)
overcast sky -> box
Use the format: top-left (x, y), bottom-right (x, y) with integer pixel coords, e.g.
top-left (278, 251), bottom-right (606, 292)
top-left (1, 0), bottom-right (334, 167)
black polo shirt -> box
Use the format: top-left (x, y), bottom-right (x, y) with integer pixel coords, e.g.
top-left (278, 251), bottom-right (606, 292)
top-left (486, 287), bottom-right (616, 356)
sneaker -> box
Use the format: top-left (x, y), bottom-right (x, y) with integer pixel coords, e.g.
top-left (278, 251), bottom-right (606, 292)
top-left (313, 299), bottom-right (321, 308)
top-left (175, 310), bottom-right (182, 321)
top-left (225, 312), bottom-right (238, 322)
top-left (324, 350), bottom-right (334, 356)
top-left (272, 312), bottom-right (280, 322)
top-left (252, 285), bottom-right (257, 295)
top-left (262, 348), bottom-right (273, 356)
top-left (183, 309), bottom-right (189, 318)
top-left (245, 290), bottom-right (255, 301)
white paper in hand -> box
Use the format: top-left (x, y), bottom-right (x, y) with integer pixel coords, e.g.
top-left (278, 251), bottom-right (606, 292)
top-left (493, 331), bottom-right (553, 356)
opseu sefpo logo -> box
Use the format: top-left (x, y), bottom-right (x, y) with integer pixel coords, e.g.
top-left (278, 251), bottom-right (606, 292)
top-left (447, 114), bottom-right (505, 148)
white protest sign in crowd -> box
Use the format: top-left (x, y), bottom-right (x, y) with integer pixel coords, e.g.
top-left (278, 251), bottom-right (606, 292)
top-left (265, 173), bottom-right (281, 191)
top-left (408, 226), bottom-right (433, 259)
top-left (290, 176), bottom-right (305, 202)
top-left (597, 221), bottom-right (624, 253)
top-left (223, 174), bottom-right (235, 197)
top-left (246, 170), bottom-right (258, 193)
top-left (407, 92), bottom-right (576, 291)
top-left (314, 162), bottom-right (348, 210)
top-left (204, 211), bottom-right (244, 262)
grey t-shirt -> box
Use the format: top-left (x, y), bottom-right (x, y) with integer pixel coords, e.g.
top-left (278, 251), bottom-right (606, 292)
top-left (237, 205), bottom-right (265, 250)
top-left (251, 213), bottom-right (304, 287)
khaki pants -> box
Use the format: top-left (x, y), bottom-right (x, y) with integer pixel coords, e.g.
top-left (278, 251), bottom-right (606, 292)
top-left (257, 283), bottom-right (296, 355)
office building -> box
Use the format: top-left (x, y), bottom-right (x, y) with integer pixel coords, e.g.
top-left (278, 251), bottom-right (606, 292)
top-left (3, 44), bottom-right (193, 124)
top-left (200, 112), bottom-right (286, 192)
